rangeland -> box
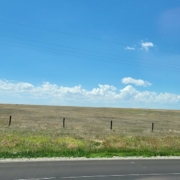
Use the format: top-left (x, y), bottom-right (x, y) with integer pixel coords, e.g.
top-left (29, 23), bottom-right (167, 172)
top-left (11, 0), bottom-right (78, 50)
top-left (0, 104), bottom-right (180, 158)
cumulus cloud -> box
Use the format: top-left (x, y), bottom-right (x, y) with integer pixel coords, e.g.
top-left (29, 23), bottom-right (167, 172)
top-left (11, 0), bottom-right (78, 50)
top-left (0, 80), bottom-right (34, 92)
top-left (141, 41), bottom-right (154, 51)
top-left (0, 79), bottom-right (180, 108)
top-left (125, 46), bottom-right (135, 50)
top-left (121, 77), bottom-right (152, 87)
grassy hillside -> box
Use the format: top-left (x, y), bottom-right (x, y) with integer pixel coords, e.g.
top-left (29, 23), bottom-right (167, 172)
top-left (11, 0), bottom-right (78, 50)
top-left (0, 104), bottom-right (180, 158)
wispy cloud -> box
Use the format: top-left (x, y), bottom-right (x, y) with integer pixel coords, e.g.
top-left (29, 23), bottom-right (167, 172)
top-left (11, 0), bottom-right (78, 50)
top-left (0, 79), bottom-right (180, 108)
top-left (121, 77), bottom-right (152, 87)
top-left (125, 41), bottom-right (154, 52)
top-left (141, 41), bottom-right (154, 51)
top-left (124, 46), bottom-right (135, 50)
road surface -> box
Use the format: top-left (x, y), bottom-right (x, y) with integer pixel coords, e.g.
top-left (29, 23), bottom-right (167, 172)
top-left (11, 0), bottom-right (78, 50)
top-left (0, 159), bottom-right (180, 180)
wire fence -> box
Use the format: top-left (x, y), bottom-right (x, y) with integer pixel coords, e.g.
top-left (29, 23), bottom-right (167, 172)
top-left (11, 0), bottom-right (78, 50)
top-left (0, 112), bottom-right (180, 136)
top-left (0, 104), bottom-right (180, 135)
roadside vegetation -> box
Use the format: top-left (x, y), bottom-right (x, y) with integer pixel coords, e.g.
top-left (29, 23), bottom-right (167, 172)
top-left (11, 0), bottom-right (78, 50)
top-left (0, 104), bottom-right (180, 158)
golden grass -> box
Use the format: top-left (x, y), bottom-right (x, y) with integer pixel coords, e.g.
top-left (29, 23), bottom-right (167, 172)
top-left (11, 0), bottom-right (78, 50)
top-left (0, 104), bottom-right (180, 157)
top-left (0, 104), bottom-right (180, 138)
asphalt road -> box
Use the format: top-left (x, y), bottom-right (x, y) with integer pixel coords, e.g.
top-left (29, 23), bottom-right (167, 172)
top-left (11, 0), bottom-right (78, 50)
top-left (0, 159), bottom-right (180, 180)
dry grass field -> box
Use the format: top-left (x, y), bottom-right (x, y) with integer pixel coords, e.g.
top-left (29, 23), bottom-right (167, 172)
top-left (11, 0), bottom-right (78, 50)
top-left (0, 104), bottom-right (180, 158)
top-left (0, 104), bottom-right (180, 137)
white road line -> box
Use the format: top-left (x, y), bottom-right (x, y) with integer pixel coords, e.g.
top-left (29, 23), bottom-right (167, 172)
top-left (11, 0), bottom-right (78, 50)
top-left (61, 173), bottom-right (180, 179)
top-left (15, 177), bottom-right (56, 180)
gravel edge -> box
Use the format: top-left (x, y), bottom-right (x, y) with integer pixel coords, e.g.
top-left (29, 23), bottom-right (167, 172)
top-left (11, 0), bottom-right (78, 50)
top-left (1, 156), bottom-right (180, 163)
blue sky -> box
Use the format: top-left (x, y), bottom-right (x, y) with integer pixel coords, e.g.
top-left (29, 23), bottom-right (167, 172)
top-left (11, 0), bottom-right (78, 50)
top-left (0, 0), bottom-right (180, 109)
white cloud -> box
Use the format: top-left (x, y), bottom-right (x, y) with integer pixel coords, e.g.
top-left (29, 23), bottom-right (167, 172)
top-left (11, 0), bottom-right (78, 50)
top-left (141, 42), bottom-right (154, 51)
top-left (0, 79), bottom-right (180, 108)
top-left (121, 77), bottom-right (152, 87)
top-left (125, 41), bottom-right (154, 52)
top-left (0, 80), bottom-right (34, 92)
top-left (125, 46), bottom-right (135, 50)
top-left (118, 85), bottom-right (139, 100)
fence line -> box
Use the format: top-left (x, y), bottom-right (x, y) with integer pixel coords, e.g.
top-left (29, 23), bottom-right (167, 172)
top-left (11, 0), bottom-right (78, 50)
top-left (0, 114), bottom-right (180, 134)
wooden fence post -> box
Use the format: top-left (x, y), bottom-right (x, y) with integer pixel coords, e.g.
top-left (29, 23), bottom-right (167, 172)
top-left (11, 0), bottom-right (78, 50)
top-left (9, 115), bottom-right (12, 127)
top-left (110, 120), bottom-right (113, 130)
top-left (152, 123), bottom-right (154, 132)
top-left (63, 118), bottom-right (65, 128)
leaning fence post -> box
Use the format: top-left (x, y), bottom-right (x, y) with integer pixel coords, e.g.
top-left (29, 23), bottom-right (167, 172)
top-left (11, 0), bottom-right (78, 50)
top-left (63, 118), bottom-right (65, 128)
top-left (152, 123), bottom-right (154, 132)
top-left (110, 120), bottom-right (113, 130)
top-left (9, 115), bottom-right (12, 127)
